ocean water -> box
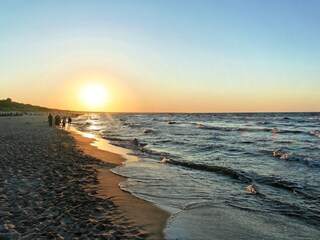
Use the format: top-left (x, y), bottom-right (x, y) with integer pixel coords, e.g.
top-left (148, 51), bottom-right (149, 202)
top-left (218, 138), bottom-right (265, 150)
top-left (74, 113), bottom-right (320, 239)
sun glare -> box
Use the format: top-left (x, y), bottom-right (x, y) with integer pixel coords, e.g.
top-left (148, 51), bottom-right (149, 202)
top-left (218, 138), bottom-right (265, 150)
top-left (80, 84), bottom-right (109, 109)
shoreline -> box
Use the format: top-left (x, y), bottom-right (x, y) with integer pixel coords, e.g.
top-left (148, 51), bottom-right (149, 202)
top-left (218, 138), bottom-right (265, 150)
top-left (0, 116), bottom-right (169, 239)
top-left (68, 127), bottom-right (170, 240)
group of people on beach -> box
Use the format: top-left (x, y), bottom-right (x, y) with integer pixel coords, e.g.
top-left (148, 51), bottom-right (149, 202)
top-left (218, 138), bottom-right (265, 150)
top-left (48, 113), bottom-right (72, 128)
top-left (0, 112), bottom-right (23, 117)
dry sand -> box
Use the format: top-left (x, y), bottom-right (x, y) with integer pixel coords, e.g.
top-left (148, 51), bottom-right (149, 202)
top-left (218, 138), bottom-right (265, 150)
top-left (0, 115), bottom-right (169, 239)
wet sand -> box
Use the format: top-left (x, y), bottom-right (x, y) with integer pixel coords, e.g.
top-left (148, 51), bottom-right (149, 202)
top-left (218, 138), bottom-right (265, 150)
top-left (70, 128), bottom-right (170, 240)
top-left (0, 115), bottom-right (169, 239)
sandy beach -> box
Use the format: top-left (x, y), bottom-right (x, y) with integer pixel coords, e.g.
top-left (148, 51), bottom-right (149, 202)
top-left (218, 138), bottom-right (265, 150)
top-left (0, 115), bottom-right (169, 239)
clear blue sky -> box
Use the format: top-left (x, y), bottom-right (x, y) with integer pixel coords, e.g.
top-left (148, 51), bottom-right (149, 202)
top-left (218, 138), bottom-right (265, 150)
top-left (0, 0), bottom-right (319, 112)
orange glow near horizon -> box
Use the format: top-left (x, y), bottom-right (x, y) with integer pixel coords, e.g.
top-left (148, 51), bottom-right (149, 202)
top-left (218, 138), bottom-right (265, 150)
top-left (4, 73), bottom-right (319, 113)
top-left (1, 68), bottom-right (318, 113)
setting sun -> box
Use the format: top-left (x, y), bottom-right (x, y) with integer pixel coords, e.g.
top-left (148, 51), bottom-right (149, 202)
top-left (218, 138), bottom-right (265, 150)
top-left (80, 84), bottom-right (109, 110)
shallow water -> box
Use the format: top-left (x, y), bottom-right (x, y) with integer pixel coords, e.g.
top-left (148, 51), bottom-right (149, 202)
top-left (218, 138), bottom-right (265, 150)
top-left (74, 113), bottom-right (320, 239)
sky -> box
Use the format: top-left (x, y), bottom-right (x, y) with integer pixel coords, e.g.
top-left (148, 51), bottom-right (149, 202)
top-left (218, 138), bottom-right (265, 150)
top-left (0, 0), bottom-right (319, 112)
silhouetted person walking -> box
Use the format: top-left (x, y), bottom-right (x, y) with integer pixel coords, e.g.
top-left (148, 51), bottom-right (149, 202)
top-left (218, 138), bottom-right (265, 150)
top-left (54, 114), bottom-right (60, 127)
top-left (62, 116), bottom-right (66, 128)
top-left (48, 113), bottom-right (53, 126)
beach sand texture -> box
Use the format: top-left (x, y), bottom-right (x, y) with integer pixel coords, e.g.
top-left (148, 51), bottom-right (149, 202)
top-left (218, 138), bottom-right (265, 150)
top-left (0, 116), bottom-right (168, 239)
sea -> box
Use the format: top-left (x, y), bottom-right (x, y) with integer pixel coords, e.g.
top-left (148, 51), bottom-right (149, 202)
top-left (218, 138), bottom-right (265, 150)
top-left (73, 113), bottom-right (320, 239)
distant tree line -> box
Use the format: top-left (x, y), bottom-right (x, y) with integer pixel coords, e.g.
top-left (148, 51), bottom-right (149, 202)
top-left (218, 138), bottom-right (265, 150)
top-left (0, 98), bottom-right (54, 112)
